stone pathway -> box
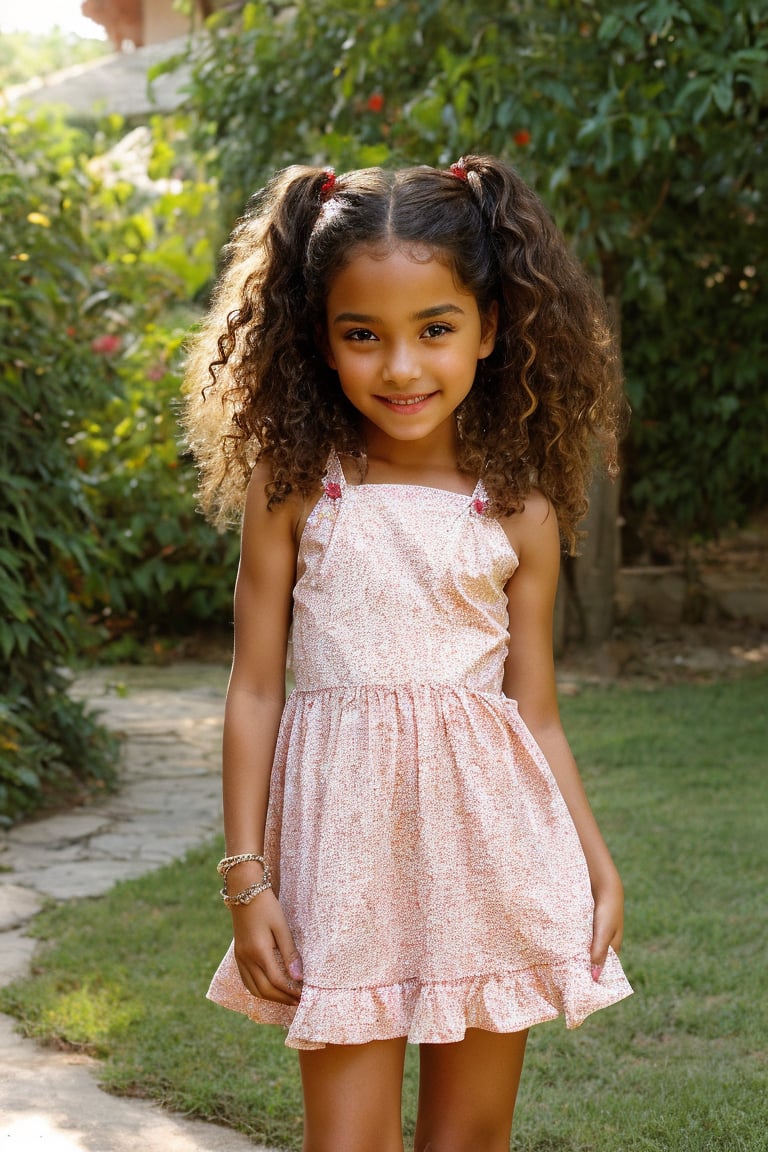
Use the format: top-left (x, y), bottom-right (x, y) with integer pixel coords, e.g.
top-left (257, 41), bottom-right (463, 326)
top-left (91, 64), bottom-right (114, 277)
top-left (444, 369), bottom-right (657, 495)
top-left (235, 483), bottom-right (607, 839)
top-left (0, 664), bottom-right (278, 1151)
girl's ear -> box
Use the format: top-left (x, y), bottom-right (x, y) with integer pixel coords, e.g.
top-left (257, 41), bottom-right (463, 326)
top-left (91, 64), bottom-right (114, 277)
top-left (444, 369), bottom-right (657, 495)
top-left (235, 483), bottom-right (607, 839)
top-left (478, 301), bottom-right (499, 359)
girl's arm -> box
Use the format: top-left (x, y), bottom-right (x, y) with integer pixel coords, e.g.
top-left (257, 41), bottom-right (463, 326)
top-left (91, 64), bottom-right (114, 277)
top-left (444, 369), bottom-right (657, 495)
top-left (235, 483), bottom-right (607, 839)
top-left (221, 462), bottom-right (304, 1004)
top-left (501, 494), bottom-right (624, 976)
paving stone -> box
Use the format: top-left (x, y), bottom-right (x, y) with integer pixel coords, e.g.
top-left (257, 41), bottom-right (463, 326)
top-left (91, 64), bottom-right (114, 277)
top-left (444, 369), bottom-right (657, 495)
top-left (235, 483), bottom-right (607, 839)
top-left (21, 860), bottom-right (153, 901)
top-left (8, 813), bottom-right (111, 847)
top-left (0, 1016), bottom-right (275, 1151)
top-left (3, 843), bottom-right (91, 869)
top-left (0, 930), bottom-right (37, 988)
top-left (84, 832), bottom-right (150, 859)
top-left (0, 886), bottom-right (43, 931)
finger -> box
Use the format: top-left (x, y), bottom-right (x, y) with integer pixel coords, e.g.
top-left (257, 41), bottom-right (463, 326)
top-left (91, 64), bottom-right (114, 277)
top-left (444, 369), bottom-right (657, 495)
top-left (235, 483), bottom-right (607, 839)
top-left (273, 917), bottom-right (303, 984)
top-left (590, 916), bottom-right (611, 978)
top-left (237, 956), bottom-right (301, 1005)
top-left (610, 922), bottom-right (623, 954)
top-left (253, 965), bottom-right (302, 1006)
top-left (259, 943), bottom-right (303, 1000)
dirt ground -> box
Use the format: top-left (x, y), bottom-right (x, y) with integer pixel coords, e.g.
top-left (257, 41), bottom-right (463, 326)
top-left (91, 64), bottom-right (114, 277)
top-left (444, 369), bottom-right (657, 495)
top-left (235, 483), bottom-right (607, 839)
top-left (556, 619), bottom-right (768, 688)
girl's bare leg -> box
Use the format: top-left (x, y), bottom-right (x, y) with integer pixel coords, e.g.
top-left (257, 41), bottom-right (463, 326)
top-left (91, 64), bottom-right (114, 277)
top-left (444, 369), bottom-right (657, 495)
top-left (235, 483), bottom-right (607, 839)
top-left (299, 1036), bottom-right (408, 1152)
top-left (415, 1028), bottom-right (529, 1152)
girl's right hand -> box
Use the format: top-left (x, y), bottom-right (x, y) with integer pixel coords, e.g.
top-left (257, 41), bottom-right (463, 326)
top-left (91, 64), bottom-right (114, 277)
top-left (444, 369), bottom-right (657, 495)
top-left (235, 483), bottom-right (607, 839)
top-left (231, 890), bottom-right (303, 1006)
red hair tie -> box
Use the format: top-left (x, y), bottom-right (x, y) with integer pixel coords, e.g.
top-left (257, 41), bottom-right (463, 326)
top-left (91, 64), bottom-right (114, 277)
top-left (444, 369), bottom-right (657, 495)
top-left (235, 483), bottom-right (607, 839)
top-left (448, 160), bottom-right (468, 182)
top-left (320, 169), bottom-right (336, 201)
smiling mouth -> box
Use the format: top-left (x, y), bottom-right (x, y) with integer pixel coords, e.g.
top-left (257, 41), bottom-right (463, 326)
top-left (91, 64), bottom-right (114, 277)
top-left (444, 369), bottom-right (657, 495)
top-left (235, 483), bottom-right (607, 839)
top-left (376, 392), bottom-right (436, 411)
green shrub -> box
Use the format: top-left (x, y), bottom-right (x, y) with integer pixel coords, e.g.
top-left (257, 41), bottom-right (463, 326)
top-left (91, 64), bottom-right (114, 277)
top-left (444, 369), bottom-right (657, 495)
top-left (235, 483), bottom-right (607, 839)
top-left (74, 318), bottom-right (240, 648)
top-left (0, 108), bottom-right (122, 821)
top-left (0, 107), bottom-right (235, 821)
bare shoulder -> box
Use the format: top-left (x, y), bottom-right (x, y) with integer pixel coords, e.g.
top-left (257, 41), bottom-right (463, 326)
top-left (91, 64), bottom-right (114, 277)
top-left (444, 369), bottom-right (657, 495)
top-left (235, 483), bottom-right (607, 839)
top-left (498, 488), bottom-right (560, 565)
top-left (239, 460), bottom-right (306, 557)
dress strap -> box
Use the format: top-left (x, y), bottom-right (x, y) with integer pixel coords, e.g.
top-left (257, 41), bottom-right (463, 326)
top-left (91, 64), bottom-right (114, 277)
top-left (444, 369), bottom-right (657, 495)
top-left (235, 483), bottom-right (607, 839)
top-left (322, 448), bottom-right (347, 501)
top-left (469, 477), bottom-right (490, 516)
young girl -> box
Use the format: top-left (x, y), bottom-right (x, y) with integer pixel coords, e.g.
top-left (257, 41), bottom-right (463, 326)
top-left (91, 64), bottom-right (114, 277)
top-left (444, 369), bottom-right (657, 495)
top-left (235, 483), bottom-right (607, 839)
top-left (185, 155), bottom-right (632, 1151)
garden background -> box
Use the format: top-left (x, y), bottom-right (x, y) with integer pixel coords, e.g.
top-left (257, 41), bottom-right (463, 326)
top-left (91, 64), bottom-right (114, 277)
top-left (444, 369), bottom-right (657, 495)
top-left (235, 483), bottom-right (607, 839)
top-left (0, 2), bottom-right (767, 1147)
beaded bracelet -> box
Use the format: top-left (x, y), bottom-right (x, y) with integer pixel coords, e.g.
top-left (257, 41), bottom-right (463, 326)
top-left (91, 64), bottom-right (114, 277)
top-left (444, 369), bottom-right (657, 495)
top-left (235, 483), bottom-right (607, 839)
top-left (217, 853), bottom-right (272, 906)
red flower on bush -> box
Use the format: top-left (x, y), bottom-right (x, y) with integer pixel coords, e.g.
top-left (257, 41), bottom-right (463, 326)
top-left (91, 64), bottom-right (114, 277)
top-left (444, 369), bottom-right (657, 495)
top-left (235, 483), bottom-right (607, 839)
top-left (367, 93), bottom-right (384, 113)
top-left (91, 333), bottom-right (122, 355)
top-left (513, 130), bottom-right (531, 146)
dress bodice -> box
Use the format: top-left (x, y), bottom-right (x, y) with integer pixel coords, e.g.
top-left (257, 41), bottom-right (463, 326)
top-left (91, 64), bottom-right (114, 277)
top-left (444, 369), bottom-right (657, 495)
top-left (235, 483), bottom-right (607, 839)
top-left (291, 452), bottom-right (519, 692)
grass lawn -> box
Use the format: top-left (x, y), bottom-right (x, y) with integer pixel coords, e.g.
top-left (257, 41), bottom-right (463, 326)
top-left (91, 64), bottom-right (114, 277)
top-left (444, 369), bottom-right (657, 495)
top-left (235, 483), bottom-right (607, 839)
top-left (1, 674), bottom-right (766, 1150)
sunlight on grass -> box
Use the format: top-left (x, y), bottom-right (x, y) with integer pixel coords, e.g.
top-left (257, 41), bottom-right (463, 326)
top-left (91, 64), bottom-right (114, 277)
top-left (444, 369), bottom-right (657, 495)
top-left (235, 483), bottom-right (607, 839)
top-left (1, 674), bottom-right (766, 1150)
top-left (38, 980), bottom-right (140, 1052)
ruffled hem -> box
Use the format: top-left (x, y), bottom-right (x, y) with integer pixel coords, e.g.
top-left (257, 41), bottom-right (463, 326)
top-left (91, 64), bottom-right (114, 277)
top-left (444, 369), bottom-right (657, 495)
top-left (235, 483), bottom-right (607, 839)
top-left (207, 944), bottom-right (632, 1050)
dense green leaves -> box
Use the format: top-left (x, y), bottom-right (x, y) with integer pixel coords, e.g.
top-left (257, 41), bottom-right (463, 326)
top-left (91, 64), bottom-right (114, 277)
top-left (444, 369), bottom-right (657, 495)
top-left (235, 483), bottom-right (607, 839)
top-left (74, 320), bottom-right (240, 646)
top-left (0, 108), bottom-right (236, 822)
top-left (1, 110), bottom-right (120, 821)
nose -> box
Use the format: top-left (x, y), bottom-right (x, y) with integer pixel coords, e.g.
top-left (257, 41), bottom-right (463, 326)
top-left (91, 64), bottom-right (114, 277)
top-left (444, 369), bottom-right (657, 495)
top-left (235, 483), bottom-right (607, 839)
top-left (382, 340), bottom-right (421, 388)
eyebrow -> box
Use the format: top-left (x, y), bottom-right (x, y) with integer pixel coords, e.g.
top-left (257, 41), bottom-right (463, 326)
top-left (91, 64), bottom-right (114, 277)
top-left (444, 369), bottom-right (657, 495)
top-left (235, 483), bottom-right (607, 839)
top-left (332, 303), bottom-right (466, 324)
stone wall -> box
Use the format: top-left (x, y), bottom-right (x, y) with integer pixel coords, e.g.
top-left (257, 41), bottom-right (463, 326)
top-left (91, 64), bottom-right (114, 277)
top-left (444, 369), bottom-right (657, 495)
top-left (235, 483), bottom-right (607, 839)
top-left (615, 517), bottom-right (768, 627)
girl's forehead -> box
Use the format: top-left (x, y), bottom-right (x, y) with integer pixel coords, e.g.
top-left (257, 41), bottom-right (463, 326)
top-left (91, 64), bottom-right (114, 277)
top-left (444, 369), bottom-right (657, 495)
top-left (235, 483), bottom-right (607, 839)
top-left (328, 242), bottom-right (468, 297)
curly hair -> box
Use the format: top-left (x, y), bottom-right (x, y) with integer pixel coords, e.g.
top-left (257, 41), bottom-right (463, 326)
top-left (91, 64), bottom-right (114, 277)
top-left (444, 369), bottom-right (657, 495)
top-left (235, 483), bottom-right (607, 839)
top-left (183, 155), bottom-right (624, 551)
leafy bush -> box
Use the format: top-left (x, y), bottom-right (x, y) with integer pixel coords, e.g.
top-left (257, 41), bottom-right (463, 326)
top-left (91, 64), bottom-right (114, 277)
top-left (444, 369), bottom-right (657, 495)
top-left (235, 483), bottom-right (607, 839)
top-left (1, 109), bottom-right (121, 821)
top-left (74, 318), bottom-right (240, 650)
top-left (0, 107), bottom-right (234, 821)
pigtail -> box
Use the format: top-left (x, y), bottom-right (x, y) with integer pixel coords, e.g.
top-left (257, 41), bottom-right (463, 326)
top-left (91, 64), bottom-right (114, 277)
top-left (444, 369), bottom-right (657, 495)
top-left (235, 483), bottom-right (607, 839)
top-left (182, 166), bottom-right (349, 527)
top-left (454, 155), bottom-right (623, 550)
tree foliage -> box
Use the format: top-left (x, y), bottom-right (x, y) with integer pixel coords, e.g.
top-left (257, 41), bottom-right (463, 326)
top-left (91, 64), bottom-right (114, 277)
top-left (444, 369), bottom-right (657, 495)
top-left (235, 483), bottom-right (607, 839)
top-left (0, 108), bottom-right (236, 822)
top-left (1, 110), bottom-right (119, 821)
top-left (165, 0), bottom-right (767, 540)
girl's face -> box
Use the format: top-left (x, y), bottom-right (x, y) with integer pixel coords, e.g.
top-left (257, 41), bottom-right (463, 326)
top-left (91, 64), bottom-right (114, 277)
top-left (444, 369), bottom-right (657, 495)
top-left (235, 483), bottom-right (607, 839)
top-left (325, 245), bottom-right (497, 451)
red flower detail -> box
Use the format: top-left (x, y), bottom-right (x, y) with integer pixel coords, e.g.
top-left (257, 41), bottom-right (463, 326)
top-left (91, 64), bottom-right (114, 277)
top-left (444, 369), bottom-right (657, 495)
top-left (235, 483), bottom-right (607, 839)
top-left (324, 481), bottom-right (342, 500)
top-left (367, 93), bottom-right (384, 113)
top-left (472, 497), bottom-right (488, 515)
top-left (66, 326), bottom-right (76, 338)
top-left (91, 333), bottom-right (122, 355)
top-left (449, 161), bottom-right (468, 182)
top-left (513, 130), bottom-right (531, 146)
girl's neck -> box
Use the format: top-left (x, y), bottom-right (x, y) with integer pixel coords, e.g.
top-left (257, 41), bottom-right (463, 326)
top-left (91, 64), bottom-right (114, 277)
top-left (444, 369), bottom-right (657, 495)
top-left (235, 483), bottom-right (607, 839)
top-left (360, 420), bottom-right (470, 491)
top-left (362, 420), bottom-right (458, 470)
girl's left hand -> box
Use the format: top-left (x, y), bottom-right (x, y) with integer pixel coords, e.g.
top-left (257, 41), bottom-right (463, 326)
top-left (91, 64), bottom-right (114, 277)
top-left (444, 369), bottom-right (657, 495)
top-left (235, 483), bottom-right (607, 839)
top-left (590, 874), bottom-right (624, 981)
